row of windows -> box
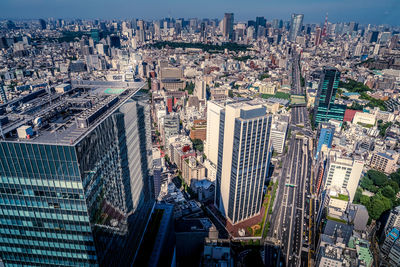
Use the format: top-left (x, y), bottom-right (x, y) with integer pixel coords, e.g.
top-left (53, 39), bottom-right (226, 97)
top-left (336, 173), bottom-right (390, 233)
top-left (2, 252), bottom-right (96, 266)
top-left (0, 237), bottom-right (95, 252)
top-left (0, 197), bottom-right (86, 211)
top-left (0, 143), bottom-right (80, 178)
top-left (0, 217), bottom-right (91, 232)
top-left (0, 187), bottom-right (83, 200)
top-left (0, 158), bottom-right (80, 179)
top-left (0, 209), bottom-right (89, 223)
top-left (0, 142), bottom-right (76, 162)
top-left (0, 227), bottom-right (93, 242)
top-left (1, 176), bottom-right (83, 189)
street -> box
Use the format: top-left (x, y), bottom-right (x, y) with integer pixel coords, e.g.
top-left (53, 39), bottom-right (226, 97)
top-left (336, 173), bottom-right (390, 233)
top-left (267, 51), bottom-right (315, 267)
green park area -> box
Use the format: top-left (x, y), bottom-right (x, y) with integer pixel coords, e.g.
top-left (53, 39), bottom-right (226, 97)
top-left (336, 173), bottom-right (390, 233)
top-left (354, 169), bottom-right (400, 221)
top-left (149, 41), bottom-right (249, 52)
top-left (339, 79), bottom-right (386, 111)
top-left (261, 91), bottom-right (290, 100)
top-left (290, 95), bottom-right (306, 105)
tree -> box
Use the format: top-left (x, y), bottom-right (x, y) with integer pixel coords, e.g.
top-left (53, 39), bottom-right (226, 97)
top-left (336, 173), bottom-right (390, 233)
top-left (387, 179), bottom-right (400, 193)
top-left (390, 170), bottom-right (400, 185)
top-left (353, 188), bottom-right (363, 203)
top-left (382, 185), bottom-right (396, 199)
top-left (184, 82), bottom-right (195, 95)
top-left (360, 195), bottom-right (370, 206)
top-left (192, 139), bottom-right (204, 152)
top-left (368, 198), bottom-right (385, 220)
top-left (360, 176), bottom-right (373, 189)
top-left (367, 170), bottom-right (388, 186)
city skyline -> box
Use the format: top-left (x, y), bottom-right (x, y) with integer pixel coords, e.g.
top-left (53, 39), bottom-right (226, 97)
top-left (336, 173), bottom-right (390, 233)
top-left (1, 0), bottom-right (400, 26)
top-left (0, 1), bottom-right (400, 265)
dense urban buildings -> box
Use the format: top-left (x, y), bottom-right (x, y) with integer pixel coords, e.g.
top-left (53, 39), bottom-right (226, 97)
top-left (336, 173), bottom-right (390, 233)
top-left (0, 8), bottom-right (399, 266)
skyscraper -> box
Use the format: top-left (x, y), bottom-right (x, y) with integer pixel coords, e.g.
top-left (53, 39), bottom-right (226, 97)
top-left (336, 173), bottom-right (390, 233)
top-left (315, 27), bottom-right (322, 46)
top-left (369, 31), bottom-right (379, 43)
top-left (222, 13), bottom-right (234, 40)
top-left (215, 100), bottom-right (272, 224)
top-left (314, 67), bottom-right (347, 126)
top-left (39, 19), bottom-right (47, 30)
top-left (205, 100), bottom-right (225, 166)
top-left (255, 16), bottom-right (266, 36)
top-left (194, 77), bottom-right (207, 100)
top-left (288, 13), bottom-right (304, 42)
top-left (0, 81), bottom-right (154, 266)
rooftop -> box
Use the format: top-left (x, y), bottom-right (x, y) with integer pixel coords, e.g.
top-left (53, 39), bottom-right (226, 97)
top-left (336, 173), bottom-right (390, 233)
top-left (0, 80), bottom-right (145, 146)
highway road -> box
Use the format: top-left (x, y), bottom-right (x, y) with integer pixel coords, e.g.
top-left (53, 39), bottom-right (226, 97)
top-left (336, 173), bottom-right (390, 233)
top-left (267, 50), bottom-right (315, 267)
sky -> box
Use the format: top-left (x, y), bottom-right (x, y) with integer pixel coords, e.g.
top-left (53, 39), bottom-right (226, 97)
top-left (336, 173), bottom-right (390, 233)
top-left (1, 0), bottom-right (399, 26)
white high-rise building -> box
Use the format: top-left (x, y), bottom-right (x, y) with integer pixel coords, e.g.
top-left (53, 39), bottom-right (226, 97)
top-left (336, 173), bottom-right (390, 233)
top-left (215, 101), bottom-right (272, 224)
top-left (323, 151), bottom-right (364, 202)
top-left (354, 43), bottom-right (363, 57)
top-left (195, 77), bottom-right (207, 100)
top-left (205, 100), bottom-right (225, 165)
top-left (270, 116), bottom-right (288, 154)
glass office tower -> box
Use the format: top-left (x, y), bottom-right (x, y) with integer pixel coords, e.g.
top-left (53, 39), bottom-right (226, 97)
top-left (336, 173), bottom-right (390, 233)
top-left (288, 13), bottom-right (304, 42)
top-left (0, 87), bottom-right (154, 266)
top-left (314, 67), bottom-right (347, 126)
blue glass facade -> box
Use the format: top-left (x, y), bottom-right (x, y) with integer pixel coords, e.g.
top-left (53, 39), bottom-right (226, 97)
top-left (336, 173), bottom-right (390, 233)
top-left (0, 92), bottom-right (154, 266)
top-left (0, 143), bottom-right (96, 266)
top-left (314, 67), bottom-right (346, 126)
top-left (316, 127), bottom-right (334, 159)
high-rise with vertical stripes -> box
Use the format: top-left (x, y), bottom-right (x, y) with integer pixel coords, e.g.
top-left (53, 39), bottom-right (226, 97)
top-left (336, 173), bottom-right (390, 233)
top-left (214, 100), bottom-right (272, 224)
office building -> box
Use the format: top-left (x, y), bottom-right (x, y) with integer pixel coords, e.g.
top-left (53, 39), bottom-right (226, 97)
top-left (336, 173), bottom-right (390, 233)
top-left (314, 67), bottom-right (346, 126)
top-left (215, 101), bottom-right (272, 224)
top-left (270, 116), bottom-right (288, 154)
top-left (182, 157), bottom-right (206, 186)
top-left (160, 67), bottom-right (185, 91)
top-left (205, 100), bottom-right (225, 166)
top-left (162, 113), bottom-right (180, 146)
top-left (39, 19), bottom-right (47, 30)
top-left (370, 152), bottom-right (399, 174)
top-left (195, 77), bottom-right (207, 100)
top-left (322, 151), bottom-right (364, 202)
top-left (0, 81), bottom-right (154, 266)
top-left (316, 123), bottom-right (335, 159)
top-left (368, 31), bottom-right (379, 43)
top-left (381, 227), bottom-right (400, 266)
top-left (288, 14), bottom-right (304, 42)
top-left (352, 112), bottom-right (376, 126)
top-left (222, 13), bottom-right (234, 40)
top-left (383, 206), bottom-right (400, 236)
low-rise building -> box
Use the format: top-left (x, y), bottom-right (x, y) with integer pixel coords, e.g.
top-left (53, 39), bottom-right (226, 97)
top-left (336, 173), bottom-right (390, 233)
top-left (370, 151), bottom-right (399, 174)
top-left (190, 119), bottom-right (207, 141)
top-left (182, 156), bottom-right (206, 186)
top-left (352, 112), bottom-right (376, 126)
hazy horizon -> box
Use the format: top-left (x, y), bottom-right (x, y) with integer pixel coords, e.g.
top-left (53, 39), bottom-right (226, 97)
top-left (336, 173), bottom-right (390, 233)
top-left (1, 0), bottom-right (399, 26)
